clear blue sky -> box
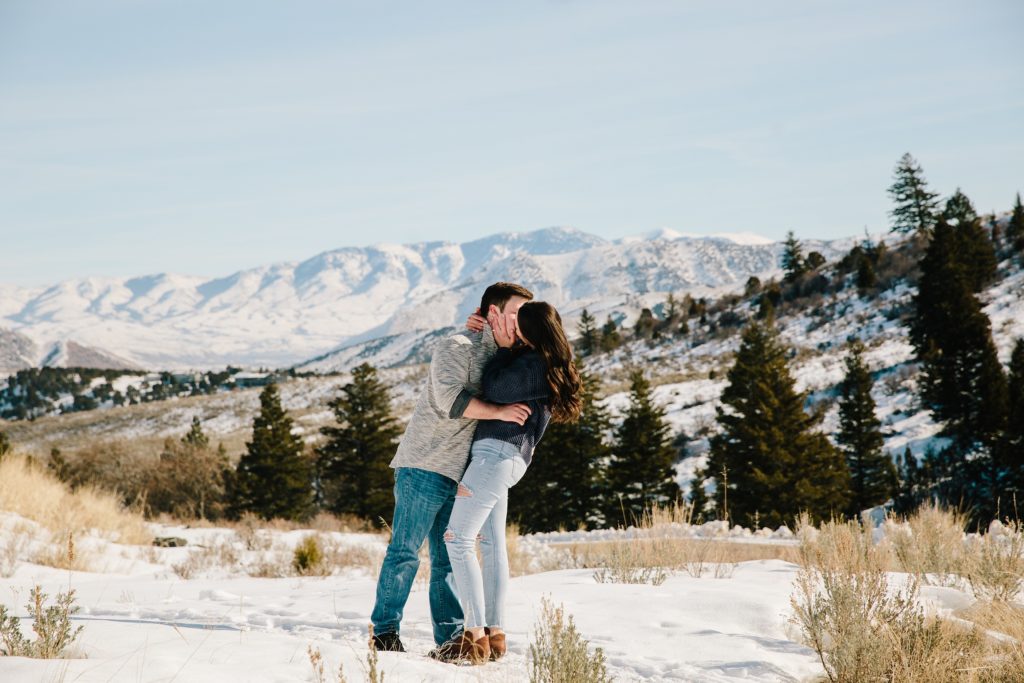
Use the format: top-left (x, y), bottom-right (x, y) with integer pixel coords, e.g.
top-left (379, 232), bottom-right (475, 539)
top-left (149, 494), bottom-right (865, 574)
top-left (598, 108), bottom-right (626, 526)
top-left (1, 0), bottom-right (1022, 286)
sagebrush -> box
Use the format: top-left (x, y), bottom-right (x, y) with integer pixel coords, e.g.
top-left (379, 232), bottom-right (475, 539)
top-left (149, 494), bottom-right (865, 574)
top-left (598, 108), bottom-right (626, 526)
top-left (529, 597), bottom-right (611, 683)
top-left (0, 586), bottom-right (84, 659)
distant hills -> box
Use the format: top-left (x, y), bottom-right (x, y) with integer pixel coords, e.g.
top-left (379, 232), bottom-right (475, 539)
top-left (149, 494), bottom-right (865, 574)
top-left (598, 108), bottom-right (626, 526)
top-left (0, 227), bottom-right (844, 374)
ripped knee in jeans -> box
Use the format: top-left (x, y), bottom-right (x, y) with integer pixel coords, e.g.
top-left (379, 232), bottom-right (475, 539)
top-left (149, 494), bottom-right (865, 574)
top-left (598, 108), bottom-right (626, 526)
top-left (444, 527), bottom-right (484, 543)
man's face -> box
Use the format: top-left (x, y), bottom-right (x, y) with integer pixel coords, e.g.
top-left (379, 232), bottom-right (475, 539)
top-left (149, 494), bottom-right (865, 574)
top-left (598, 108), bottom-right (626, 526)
top-left (486, 295), bottom-right (529, 319)
top-left (501, 295), bottom-right (530, 316)
top-left (487, 295), bottom-right (530, 342)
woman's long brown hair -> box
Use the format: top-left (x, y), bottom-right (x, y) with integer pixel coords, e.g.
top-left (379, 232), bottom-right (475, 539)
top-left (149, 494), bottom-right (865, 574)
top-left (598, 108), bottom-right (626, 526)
top-left (515, 301), bottom-right (582, 423)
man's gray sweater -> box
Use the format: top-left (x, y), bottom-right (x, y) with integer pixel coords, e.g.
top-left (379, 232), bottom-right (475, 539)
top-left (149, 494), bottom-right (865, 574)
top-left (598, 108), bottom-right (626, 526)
top-left (389, 327), bottom-right (498, 482)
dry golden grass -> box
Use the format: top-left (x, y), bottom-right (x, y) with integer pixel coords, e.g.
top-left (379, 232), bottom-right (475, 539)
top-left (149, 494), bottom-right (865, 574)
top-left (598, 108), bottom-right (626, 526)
top-left (546, 504), bottom-right (796, 583)
top-left (954, 601), bottom-right (1024, 681)
top-left (791, 509), bottom-right (1024, 683)
top-left (963, 520), bottom-right (1024, 603)
top-left (506, 522), bottom-right (535, 578)
top-left (0, 453), bottom-right (151, 546)
top-left (886, 502), bottom-right (969, 587)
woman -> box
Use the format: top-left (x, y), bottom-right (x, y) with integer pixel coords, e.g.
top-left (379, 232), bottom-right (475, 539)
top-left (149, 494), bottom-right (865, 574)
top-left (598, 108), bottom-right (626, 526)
top-left (439, 301), bottom-right (582, 665)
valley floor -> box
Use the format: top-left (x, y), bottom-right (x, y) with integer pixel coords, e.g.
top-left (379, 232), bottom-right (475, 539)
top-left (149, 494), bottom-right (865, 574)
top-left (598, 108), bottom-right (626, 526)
top-left (0, 520), bottom-right (833, 683)
top-left (0, 519), bottom-right (989, 683)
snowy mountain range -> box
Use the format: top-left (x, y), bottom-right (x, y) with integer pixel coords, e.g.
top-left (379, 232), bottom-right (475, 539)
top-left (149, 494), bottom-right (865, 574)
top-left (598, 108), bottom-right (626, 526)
top-left (0, 227), bottom-right (845, 374)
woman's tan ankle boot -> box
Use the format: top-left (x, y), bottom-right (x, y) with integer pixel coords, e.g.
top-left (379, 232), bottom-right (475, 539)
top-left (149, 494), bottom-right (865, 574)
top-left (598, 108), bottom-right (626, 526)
top-left (486, 627), bottom-right (506, 660)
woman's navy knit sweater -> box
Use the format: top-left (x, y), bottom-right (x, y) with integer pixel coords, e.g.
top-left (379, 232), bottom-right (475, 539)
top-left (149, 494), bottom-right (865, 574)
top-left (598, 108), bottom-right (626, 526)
top-left (472, 347), bottom-right (551, 466)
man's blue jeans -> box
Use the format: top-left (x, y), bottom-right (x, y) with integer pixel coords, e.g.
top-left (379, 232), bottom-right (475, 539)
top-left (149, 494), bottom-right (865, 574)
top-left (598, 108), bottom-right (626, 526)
top-left (370, 467), bottom-right (464, 645)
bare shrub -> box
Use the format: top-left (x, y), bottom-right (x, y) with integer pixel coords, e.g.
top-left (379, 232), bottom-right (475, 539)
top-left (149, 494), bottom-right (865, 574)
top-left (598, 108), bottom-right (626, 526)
top-left (172, 538), bottom-right (241, 579)
top-left (234, 512), bottom-right (274, 551)
top-left (55, 440), bottom-right (153, 505)
top-left (143, 438), bottom-right (231, 520)
top-left (887, 503), bottom-right (967, 587)
top-left (529, 597), bottom-right (610, 683)
top-left (249, 553), bottom-right (292, 579)
top-left (325, 542), bottom-right (383, 575)
top-left (0, 521), bottom-right (34, 578)
top-left (0, 585), bottom-right (84, 658)
top-left (33, 531), bottom-right (90, 572)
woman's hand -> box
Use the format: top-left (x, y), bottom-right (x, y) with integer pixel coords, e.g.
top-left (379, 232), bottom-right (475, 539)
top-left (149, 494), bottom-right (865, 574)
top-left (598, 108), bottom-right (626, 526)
top-left (465, 308), bottom-right (486, 333)
top-left (487, 310), bottom-right (518, 348)
top-left (493, 402), bottom-right (531, 426)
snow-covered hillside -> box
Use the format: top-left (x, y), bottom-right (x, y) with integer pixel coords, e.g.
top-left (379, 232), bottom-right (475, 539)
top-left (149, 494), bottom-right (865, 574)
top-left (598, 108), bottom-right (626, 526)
top-left (6, 254), bottom-right (1022, 499)
top-left (0, 228), bottom-right (845, 374)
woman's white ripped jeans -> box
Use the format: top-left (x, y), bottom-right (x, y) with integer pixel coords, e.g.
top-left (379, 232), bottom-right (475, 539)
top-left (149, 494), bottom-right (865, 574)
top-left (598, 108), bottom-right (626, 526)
top-left (444, 438), bottom-right (528, 629)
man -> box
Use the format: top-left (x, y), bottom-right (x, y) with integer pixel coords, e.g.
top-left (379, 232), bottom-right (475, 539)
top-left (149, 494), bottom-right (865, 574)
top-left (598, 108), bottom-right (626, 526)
top-left (369, 282), bottom-right (534, 653)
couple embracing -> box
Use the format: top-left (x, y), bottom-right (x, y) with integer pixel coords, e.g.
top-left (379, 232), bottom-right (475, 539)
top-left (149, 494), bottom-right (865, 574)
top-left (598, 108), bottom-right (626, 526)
top-left (368, 282), bottom-right (582, 665)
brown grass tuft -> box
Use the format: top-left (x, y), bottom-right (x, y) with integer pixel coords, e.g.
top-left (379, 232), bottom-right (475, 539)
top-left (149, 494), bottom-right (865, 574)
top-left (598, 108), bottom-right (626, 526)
top-left (0, 453), bottom-right (151, 547)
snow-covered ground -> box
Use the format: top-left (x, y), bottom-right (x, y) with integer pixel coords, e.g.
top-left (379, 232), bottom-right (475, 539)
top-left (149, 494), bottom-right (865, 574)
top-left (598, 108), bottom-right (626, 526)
top-left (0, 513), bottom-right (1000, 683)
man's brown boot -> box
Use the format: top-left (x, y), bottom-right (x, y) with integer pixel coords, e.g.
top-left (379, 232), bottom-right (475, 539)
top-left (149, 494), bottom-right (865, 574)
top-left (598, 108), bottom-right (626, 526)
top-left (486, 627), bottom-right (506, 661)
top-left (433, 630), bottom-right (489, 665)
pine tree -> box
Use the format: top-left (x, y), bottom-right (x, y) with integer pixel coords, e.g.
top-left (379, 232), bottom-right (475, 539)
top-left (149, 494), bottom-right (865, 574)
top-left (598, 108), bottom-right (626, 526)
top-left (888, 153), bottom-right (940, 236)
top-left (634, 308), bottom-right (658, 341)
top-left (758, 283), bottom-right (781, 320)
top-left (600, 316), bottom-right (622, 352)
top-left (606, 370), bottom-right (680, 524)
top-left (664, 292), bottom-right (679, 321)
top-left (707, 321), bottom-right (850, 528)
top-left (836, 342), bottom-right (896, 516)
top-left (1004, 339), bottom-right (1024, 499)
top-left (958, 216), bottom-right (998, 292)
top-left (943, 190), bottom-right (997, 291)
top-left (231, 383), bottom-right (314, 521)
top-left (910, 219), bottom-right (1009, 521)
top-left (660, 292), bottom-right (685, 337)
top-left (1009, 192), bottom-right (1024, 252)
top-left (688, 467), bottom-right (710, 521)
top-left (989, 213), bottom-right (1002, 249)
top-left (782, 231), bottom-right (807, 283)
top-left (316, 363), bottom-right (402, 526)
top-left (806, 251), bottom-right (826, 270)
top-left (577, 309), bottom-right (599, 357)
top-left (182, 415), bottom-right (210, 449)
top-left (911, 219), bottom-right (1008, 449)
top-left (943, 188), bottom-right (977, 226)
top-left (512, 366), bottom-right (611, 532)
top-left (856, 256), bottom-right (877, 293)
top-left (893, 447), bottom-right (925, 516)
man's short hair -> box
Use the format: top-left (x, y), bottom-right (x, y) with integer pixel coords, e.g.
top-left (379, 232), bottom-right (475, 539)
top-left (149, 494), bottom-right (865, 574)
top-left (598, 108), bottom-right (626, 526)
top-left (480, 282), bottom-right (534, 315)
